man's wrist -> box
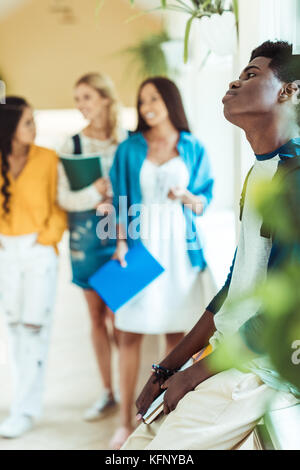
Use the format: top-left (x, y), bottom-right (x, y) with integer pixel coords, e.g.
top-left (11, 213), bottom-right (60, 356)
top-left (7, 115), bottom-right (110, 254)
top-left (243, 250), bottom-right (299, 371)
top-left (159, 357), bottom-right (184, 373)
top-left (189, 357), bottom-right (215, 388)
top-left (152, 363), bottom-right (179, 381)
top-left (150, 371), bottom-right (166, 386)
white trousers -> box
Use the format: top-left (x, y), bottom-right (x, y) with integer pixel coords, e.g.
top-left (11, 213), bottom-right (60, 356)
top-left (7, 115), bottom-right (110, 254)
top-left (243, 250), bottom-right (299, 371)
top-left (122, 368), bottom-right (299, 450)
top-left (0, 234), bottom-right (58, 418)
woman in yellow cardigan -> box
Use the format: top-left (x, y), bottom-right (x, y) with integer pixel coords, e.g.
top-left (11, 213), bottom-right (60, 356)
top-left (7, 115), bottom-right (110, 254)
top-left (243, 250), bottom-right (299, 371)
top-left (0, 97), bottom-right (66, 438)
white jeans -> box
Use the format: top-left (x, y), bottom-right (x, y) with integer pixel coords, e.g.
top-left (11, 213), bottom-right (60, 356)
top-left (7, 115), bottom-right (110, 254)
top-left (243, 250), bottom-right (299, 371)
top-left (0, 233), bottom-right (58, 418)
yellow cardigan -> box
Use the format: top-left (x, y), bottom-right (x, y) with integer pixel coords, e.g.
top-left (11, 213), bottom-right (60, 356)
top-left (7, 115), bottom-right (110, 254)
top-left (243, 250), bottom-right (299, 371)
top-left (0, 144), bottom-right (67, 253)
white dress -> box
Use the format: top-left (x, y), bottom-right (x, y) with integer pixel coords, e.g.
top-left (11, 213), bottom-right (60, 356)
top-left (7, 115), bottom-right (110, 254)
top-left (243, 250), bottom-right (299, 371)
top-left (115, 157), bottom-right (216, 334)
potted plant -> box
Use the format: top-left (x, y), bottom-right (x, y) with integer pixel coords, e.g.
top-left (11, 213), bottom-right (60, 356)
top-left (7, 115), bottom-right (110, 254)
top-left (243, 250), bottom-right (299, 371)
top-left (120, 31), bottom-right (175, 80)
top-left (98, 1), bottom-right (239, 61)
top-left (146, 1), bottom-right (239, 61)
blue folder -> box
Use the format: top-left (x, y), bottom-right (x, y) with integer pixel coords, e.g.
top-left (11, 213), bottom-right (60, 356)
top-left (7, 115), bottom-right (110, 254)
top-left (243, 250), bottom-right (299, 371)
top-left (88, 242), bottom-right (165, 313)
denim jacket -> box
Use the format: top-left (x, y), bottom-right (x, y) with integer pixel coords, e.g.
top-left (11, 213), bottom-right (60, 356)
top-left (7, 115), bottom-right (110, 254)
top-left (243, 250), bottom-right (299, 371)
top-left (109, 131), bottom-right (214, 270)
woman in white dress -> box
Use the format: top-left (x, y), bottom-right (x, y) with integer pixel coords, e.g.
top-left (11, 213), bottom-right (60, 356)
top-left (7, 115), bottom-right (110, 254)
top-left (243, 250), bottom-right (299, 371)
top-left (109, 77), bottom-right (215, 448)
top-left (58, 73), bottom-right (126, 421)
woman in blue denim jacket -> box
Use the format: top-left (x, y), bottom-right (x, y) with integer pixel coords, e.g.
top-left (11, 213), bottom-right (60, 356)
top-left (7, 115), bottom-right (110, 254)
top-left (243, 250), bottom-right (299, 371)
top-left (109, 77), bottom-right (215, 448)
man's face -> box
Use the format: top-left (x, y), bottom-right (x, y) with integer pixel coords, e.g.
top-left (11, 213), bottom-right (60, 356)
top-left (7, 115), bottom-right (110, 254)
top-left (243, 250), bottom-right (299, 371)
top-left (222, 56), bottom-right (283, 126)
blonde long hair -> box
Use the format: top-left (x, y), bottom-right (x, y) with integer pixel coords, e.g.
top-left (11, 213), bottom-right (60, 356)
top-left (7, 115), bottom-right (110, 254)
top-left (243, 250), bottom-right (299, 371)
top-left (75, 73), bottom-right (121, 144)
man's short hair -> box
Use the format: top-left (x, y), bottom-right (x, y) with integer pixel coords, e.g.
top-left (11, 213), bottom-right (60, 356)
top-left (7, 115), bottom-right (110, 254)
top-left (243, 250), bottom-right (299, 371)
top-left (250, 40), bottom-right (300, 84)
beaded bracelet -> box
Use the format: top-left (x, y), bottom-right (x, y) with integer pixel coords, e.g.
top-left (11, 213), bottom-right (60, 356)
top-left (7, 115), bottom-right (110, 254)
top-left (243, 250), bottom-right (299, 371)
top-left (152, 363), bottom-right (179, 381)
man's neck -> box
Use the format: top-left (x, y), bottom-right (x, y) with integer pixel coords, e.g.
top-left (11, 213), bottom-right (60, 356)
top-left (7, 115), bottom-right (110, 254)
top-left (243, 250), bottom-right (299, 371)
top-left (243, 113), bottom-right (298, 155)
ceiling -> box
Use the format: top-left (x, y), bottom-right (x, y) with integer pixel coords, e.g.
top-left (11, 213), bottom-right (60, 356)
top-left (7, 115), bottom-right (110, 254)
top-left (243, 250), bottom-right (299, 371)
top-left (0, 0), bottom-right (160, 17)
top-left (0, 0), bottom-right (162, 20)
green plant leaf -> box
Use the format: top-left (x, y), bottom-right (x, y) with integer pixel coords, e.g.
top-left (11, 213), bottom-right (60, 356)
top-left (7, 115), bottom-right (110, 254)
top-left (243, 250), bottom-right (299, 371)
top-left (184, 14), bottom-right (196, 63)
top-left (174, 0), bottom-right (196, 14)
top-left (120, 31), bottom-right (171, 79)
top-left (198, 49), bottom-right (211, 70)
top-left (232, 0), bottom-right (239, 36)
top-left (125, 6), bottom-right (163, 24)
top-left (159, 5), bottom-right (190, 14)
top-left (267, 310), bottom-right (300, 390)
top-left (209, 334), bottom-right (256, 372)
top-left (256, 274), bottom-right (297, 318)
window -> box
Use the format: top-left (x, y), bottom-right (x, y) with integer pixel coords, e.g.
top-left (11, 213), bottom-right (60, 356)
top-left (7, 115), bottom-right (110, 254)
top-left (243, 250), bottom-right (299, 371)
top-left (259, 0), bottom-right (299, 50)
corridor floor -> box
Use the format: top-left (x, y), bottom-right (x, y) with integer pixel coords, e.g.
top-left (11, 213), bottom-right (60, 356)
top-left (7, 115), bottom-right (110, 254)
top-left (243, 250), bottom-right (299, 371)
top-left (0, 235), bottom-right (159, 450)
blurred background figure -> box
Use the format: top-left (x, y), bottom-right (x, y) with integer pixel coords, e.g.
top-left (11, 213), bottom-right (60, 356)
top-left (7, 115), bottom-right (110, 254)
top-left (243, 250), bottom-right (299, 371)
top-left (58, 73), bottom-right (127, 422)
top-left (0, 97), bottom-right (66, 438)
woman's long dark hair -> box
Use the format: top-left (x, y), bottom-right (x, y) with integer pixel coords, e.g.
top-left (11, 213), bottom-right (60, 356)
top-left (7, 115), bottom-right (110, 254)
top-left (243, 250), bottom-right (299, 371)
top-left (0, 97), bottom-right (29, 214)
top-left (135, 77), bottom-right (190, 133)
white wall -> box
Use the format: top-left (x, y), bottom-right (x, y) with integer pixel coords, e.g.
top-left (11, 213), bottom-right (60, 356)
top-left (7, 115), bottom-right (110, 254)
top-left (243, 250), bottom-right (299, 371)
top-left (258, 0), bottom-right (298, 46)
top-left (161, 9), bottom-right (237, 283)
top-left (34, 107), bottom-right (137, 151)
top-left (186, 52), bottom-right (235, 212)
top-left (163, 10), bottom-right (236, 213)
top-left (295, 0), bottom-right (300, 53)
top-left (237, 0), bottom-right (300, 182)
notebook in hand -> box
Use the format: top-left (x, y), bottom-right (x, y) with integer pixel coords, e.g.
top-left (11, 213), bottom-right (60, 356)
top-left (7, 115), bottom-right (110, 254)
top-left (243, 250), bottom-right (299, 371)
top-left (142, 344), bottom-right (213, 425)
top-left (88, 242), bottom-right (165, 313)
top-left (60, 153), bottom-right (102, 190)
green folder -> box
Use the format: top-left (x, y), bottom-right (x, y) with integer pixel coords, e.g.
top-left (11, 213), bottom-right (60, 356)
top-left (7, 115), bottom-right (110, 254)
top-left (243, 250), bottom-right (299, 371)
top-left (60, 153), bottom-right (103, 190)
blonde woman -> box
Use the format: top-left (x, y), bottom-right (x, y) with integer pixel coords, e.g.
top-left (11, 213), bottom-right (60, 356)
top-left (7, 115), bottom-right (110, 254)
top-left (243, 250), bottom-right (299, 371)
top-left (58, 73), bottom-right (127, 421)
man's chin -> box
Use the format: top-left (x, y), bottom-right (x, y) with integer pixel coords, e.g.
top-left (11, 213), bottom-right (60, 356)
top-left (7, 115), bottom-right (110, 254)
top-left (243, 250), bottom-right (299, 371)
top-left (223, 107), bottom-right (241, 127)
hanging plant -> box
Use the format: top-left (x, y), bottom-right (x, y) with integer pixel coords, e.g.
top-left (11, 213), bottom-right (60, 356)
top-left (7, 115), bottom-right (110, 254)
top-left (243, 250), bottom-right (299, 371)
top-left (97, 1), bottom-right (239, 62)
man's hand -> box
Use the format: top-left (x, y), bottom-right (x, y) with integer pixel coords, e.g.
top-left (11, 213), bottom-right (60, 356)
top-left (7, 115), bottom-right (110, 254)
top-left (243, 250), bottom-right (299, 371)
top-left (161, 357), bottom-right (215, 415)
top-left (135, 374), bottom-right (163, 422)
top-left (161, 369), bottom-right (196, 415)
top-left (134, 310), bottom-right (216, 421)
